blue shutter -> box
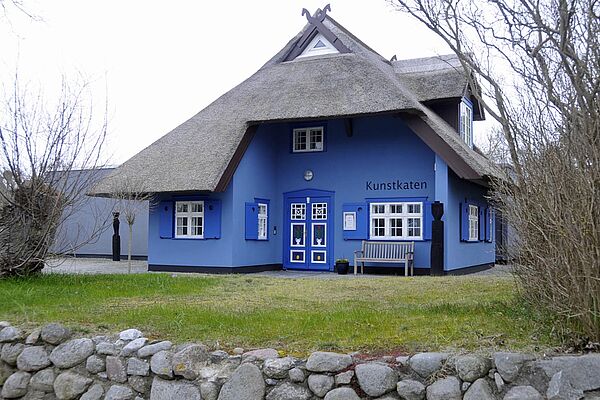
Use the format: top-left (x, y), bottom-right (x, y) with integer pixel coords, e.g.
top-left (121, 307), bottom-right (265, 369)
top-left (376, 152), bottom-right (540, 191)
top-left (478, 205), bottom-right (485, 241)
top-left (460, 202), bottom-right (470, 242)
top-left (245, 202), bottom-right (259, 240)
top-left (204, 200), bottom-right (221, 239)
top-left (159, 201), bottom-right (174, 239)
top-left (342, 203), bottom-right (368, 240)
top-left (423, 201), bottom-right (433, 240)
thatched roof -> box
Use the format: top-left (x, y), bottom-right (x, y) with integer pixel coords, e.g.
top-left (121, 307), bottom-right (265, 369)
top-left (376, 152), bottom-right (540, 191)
top-left (91, 11), bottom-right (500, 196)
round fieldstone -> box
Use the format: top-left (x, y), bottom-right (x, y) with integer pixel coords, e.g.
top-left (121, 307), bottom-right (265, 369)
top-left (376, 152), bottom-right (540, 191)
top-left (119, 328), bottom-right (143, 341)
top-left (288, 367), bottom-right (305, 383)
top-left (308, 374), bottom-right (335, 397)
top-left (128, 375), bottom-right (151, 393)
top-left (503, 385), bottom-right (544, 400)
top-left (266, 382), bottom-right (312, 400)
top-left (455, 355), bottom-right (492, 382)
top-left (306, 351), bottom-right (352, 372)
top-left (463, 378), bottom-right (496, 400)
top-left (49, 338), bottom-right (95, 368)
top-left (1, 371), bottom-right (31, 398)
top-left (16, 346), bottom-right (51, 371)
top-left (0, 326), bottom-right (22, 343)
top-left (150, 377), bottom-right (201, 400)
top-left (97, 342), bottom-right (120, 356)
top-left (217, 363), bottom-right (265, 400)
top-left (80, 384), bottom-right (104, 400)
top-left (324, 387), bottom-right (361, 400)
top-left (150, 350), bottom-right (173, 379)
top-left (396, 379), bottom-right (425, 400)
top-left (0, 321), bottom-right (10, 329)
top-left (86, 354), bottom-right (106, 374)
top-left (1, 342), bottom-right (24, 365)
top-left (242, 348), bottom-right (279, 362)
top-left (106, 356), bottom-right (128, 383)
top-left (121, 337), bottom-right (148, 356)
top-left (53, 372), bottom-right (93, 400)
top-left (127, 357), bottom-right (150, 376)
top-left (200, 382), bottom-right (219, 400)
top-left (493, 353), bottom-right (534, 383)
top-left (25, 328), bottom-right (41, 345)
top-left (105, 384), bottom-right (135, 400)
top-left (40, 323), bottom-right (71, 345)
top-left (137, 341), bottom-right (172, 358)
top-left (172, 343), bottom-right (210, 379)
top-left (335, 370), bottom-right (354, 386)
top-left (210, 350), bottom-right (229, 363)
top-left (264, 357), bottom-right (295, 378)
top-left (30, 368), bottom-right (55, 392)
top-left (355, 362), bottom-right (398, 397)
top-left (426, 376), bottom-right (462, 400)
top-left (0, 360), bottom-right (16, 385)
top-left (409, 352), bottom-right (448, 378)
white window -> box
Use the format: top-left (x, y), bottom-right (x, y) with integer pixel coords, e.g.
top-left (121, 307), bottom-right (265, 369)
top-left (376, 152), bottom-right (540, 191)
top-left (293, 127), bottom-right (324, 152)
top-left (369, 202), bottom-right (423, 240)
top-left (460, 100), bottom-right (473, 147)
top-left (258, 203), bottom-right (268, 240)
top-left (297, 33), bottom-right (339, 58)
top-left (175, 201), bottom-right (204, 238)
top-left (469, 204), bottom-right (479, 241)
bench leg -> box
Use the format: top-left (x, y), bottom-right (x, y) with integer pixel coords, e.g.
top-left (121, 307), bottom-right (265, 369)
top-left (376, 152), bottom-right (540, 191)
top-left (405, 260), bottom-right (408, 277)
top-left (361, 262), bottom-right (364, 274)
top-left (354, 259), bottom-right (357, 275)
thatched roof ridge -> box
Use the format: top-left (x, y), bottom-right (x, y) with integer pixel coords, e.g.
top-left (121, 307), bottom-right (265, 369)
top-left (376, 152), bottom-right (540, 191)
top-left (91, 11), bottom-right (499, 196)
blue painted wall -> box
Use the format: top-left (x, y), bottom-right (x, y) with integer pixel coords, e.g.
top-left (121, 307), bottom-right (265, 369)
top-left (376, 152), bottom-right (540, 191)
top-left (147, 114), bottom-right (494, 271)
top-left (445, 170), bottom-right (495, 270)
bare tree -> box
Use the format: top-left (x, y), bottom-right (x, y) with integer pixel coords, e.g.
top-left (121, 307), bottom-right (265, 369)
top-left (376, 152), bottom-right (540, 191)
top-left (111, 177), bottom-right (152, 274)
top-left (390, 0), bottom-right (600, 342)
top-left (0, 74), bottom-right (108, 277)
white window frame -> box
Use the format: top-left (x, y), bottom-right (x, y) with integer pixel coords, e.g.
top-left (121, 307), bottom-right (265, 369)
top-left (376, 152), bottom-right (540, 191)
top-left (369, 202), bottom-right (423, 240)
top-left (469, 204), bottom-right (479, 241)
top-left (175, 200), bottom-right (204, 239)
top-left (460, 100), bottom-right (473, 147)
top-left (292, 127), bottom-right (324, 153)
top-left (297, 33), bottom-right (339, 58)
top-left (258, 203), bottom-right (268, 240)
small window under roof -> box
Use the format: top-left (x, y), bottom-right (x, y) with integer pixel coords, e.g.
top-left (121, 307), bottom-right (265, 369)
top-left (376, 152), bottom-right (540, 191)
top-left (297, 33), bottom-right (339, 58)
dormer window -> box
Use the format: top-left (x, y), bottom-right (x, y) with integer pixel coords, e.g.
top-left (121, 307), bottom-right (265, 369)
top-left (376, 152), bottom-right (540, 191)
top-left (459, 98), bottom-right (473, 147)
top-left (297, 33), bottom-right (339, 58)
top-left (293, 127), bottom-right (324, 152)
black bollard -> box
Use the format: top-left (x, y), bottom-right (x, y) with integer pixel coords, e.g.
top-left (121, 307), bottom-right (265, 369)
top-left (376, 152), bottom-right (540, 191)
top-left (112, 212), bottom-right (121, 262)
top-left (430, 201), bottom-right (444, 276)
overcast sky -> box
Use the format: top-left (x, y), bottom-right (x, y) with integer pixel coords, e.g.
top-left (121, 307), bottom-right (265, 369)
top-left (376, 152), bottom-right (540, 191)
top-left (1, 1), bottom-right (490, 165)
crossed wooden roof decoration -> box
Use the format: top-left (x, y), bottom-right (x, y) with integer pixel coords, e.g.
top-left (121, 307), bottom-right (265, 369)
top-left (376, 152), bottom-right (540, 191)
top-left (283, 4), bottom-right (350, 61)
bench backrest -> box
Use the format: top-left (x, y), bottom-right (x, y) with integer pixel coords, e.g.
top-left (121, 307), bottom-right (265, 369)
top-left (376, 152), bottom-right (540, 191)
top-left (362, 241), bottom-right (414, 260)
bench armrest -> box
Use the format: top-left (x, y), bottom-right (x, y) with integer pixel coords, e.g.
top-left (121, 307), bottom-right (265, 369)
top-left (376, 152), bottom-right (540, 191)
top-left (353, 250), bottom-right (363, 256)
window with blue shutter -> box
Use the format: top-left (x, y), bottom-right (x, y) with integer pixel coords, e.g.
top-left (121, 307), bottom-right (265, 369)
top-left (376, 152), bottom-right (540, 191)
top-left (159, 201), bottom-right (174, 239)
top-left (203, 200), bottom-right (221, 239)
top-left (245, 199), bottom-right (269, 241)
top-left (342, 203), bottom-right (368, 240)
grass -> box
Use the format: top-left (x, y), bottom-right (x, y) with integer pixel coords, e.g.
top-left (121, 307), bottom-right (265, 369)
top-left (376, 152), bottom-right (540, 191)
top-left (0, 273), bottom-right (556, 355)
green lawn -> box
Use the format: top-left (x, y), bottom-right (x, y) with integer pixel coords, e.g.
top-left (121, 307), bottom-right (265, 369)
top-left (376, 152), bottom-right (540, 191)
top-left (0, 274), bottom-right (555, 355)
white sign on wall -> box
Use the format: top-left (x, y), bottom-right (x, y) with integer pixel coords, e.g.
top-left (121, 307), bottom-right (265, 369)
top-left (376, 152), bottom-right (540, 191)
top-left (343, 212), bottom-right (356, 231)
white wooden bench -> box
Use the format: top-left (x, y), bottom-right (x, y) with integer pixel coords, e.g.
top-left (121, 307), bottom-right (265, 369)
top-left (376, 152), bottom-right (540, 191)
top-left (353, 241), bottom-right (415, 276)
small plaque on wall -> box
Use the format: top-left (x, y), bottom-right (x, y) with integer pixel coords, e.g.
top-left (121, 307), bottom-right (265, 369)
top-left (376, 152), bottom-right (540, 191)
top-left (343, 212), bottom-right (356, 231)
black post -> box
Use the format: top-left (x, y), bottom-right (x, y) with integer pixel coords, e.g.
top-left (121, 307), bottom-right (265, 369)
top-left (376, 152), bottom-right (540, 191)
top-left (112, 212), bottom-right (121, 262)
top-left (430, 201), bottom-right (444, 276)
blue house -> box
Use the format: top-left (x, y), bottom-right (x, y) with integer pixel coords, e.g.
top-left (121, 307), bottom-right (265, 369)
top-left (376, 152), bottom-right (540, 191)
top-left (92, 6), bottom-right (501, 274)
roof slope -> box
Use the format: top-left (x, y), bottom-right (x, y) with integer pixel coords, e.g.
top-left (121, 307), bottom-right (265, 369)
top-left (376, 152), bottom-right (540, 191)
top-left (92, 11), bottom-right (500, 196)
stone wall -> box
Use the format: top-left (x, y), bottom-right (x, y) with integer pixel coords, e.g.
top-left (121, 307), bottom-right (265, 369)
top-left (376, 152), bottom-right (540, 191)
top-left (1, 322), bottom-right (599, 400)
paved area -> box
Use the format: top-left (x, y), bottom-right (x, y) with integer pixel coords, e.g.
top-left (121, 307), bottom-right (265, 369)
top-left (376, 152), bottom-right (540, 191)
top-left (44, 257), bottom-right (511, 277)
